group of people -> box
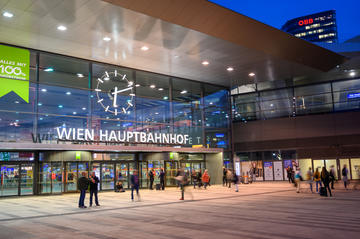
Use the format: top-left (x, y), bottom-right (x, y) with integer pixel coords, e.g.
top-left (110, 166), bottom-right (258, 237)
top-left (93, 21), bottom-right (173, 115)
top-left (148, 168), bottom-right (165, 191)
top-left (222, 168), bottom-right (240, 191)
top-left (190, 169), bottom-right (211, 189)
top-left (288, 164), bottom-right (357, 197)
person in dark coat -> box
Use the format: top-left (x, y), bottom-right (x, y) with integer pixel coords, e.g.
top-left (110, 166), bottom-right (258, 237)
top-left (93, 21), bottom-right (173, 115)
top-left (159, 168), bottom-right (165, 190)
top-left (149, 169), bottom-right (155, 190)
top-left (130, 170), bottom-right (140, 201)
top-left (77, 172), bottom-right (89, 208)
top-left (321, 167), bottom-right (332, 197)
top-left (223, 167), bottom-right (227, 186)
top-left (89, 172), bottom-right (100, 207)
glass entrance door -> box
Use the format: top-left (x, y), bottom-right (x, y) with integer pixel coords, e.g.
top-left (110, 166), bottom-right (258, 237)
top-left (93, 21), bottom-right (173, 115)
top-left (101, 163), bottom-right (114, 190)
top-left (325, 159), bottom-right (338, 180)
top-left (165, 161), bottom-right (178, 186)
top-left (52, 162), bottom-right (63, 193)
top-left (40, 163), bottom-right (51, 194)
top-left (66, 162), bottom-right (77, 192)
top-left (116, 163), bottom-right (129, 188)
top-left (20, 164), bottom-right (33, 195)
top-left (313, 160), bottom-right (325, 172)
top-left (0, 165), bottom-right (19, 196)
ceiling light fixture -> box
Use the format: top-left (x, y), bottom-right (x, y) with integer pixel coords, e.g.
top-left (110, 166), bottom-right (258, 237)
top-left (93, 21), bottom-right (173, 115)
top-left (135, 84), bottom-right (140, 87)
top-left (249, 72), bottom-right (255, 77)
top-left (66, 92), bottom-right (71, 95)
top-left (158, 88), bottom-right (163, 91)
top-left (227, 67), bottom-right (234, 72)
top-left (141, 46), bottom-right (149, 51)
top-left (57, 25), bottom-right (67, 31)
top-left (3, 11), bottom-right (13, 18)
top-left (82, 107), bottom-right (86, 110)
top-left (349, 71), bottom-right (356, 77)
top-left (150, 84), bottom-right (156, 89)
top-left (41, 89), bottom-right (47, 92)
top-left (202, 61), bottom-right (209, 66)
top-left (103, 37), bottom-right (111, 41)
top-left (77, 73), bottom-right (84, 78)
top-left (180, 90), bottom-right (187, 94)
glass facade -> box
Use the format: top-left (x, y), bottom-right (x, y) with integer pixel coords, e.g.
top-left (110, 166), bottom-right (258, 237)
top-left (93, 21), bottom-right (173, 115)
top-left (0, 46), bottom-right (230, 152)
top-left (233, 78), bottom-right (360, 122)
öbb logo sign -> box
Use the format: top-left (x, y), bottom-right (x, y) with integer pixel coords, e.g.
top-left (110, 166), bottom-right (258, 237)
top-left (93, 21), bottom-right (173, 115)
top-left (298, 18), bottom-right (313, 26)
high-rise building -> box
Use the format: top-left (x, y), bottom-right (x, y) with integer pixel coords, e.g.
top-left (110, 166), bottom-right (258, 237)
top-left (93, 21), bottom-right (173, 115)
top-left (281, 10), bottom-right (338, 43)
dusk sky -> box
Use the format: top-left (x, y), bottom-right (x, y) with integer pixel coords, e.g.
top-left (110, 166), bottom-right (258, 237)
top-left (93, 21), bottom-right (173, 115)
top-left (209, 0), bottom-right (360, 43)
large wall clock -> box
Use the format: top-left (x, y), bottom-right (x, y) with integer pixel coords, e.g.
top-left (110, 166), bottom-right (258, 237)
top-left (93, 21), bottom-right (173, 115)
top-left (95, 70), bottom-right (134, 115)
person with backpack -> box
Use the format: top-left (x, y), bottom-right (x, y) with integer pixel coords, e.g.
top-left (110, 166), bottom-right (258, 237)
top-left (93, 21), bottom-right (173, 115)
top-left (342, 165), bottom-right (349, 189)
top-left (321, 167), bottom-right (332, 197)
top-left (313, 168), bottom-right (322, 193)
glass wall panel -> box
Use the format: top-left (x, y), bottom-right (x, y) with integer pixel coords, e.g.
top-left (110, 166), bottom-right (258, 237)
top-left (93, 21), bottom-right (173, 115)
top-left (333, 79), bottom-right (360, 111)
top-left (20, 164), bottom-right (33, 195)
top-left (173, 78), bottom-right (202, 126)
top-left (39, 163), bottom-right (51, 194)
top-left (205, 131), bottom-right (229, 149)
top-left (260, 89), bottom-right (293, 119)
top-left (136, 71), bottom-right (170, 123)
top-left (233, 93), bottom-right (258, 121)
top-left (325, 159), bottom-right (337, 180)
top-left (339, 159), bottom-right (350, 180)
top-left (101, 163), bottom-right (114, 190)
top-left (39, 53), bottom-right (89, 89)
top-left (350, 158), bottom-right (360, 180)
top-left (295, 83), bottom-right (332, 115)
top-left (204, 85), bottom-right (229, 128)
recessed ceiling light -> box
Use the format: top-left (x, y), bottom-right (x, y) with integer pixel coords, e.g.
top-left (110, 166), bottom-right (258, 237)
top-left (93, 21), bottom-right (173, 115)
top-left (249, 72), bottom-right (255, 77)
top-left (14, 101), bottom-right (19, 104)
top-left (209, 102), bottom-right (213, 105)
top-left (227, 67), bottom-right (234, 72)
top-left (135, 84), bottom-right (140, 87)
top-left (82, 107), bottom-right (86, 110)
top-left (77, 73), bottom-right (84, 78)
top-left (202, 61), bottom-right (209, 66)
top-left (66, 91), bottom-right (71, 95)
top-left (103, 37), bottom-right (111, 41)
top-left (163, 96), bottom-right (168, 100)
top-left (44, 68), bottom-right (54, 72)
top-left (158, 88), bottom-right (163, 91)
top-left (141, 46), bottom-right (149, 51)
top-left (3, 11), bottom-right (13, 18)
top-left (150, 84), bottom-right (156, 89)
top-left (57, 25), bottom-right (67, 31)
top-left (38, 103), bottom-right (42, 106)
top-left (58, 105), bottom-right (63, 108)
top-left (349, 71), bottom-right (356, 77)
top-left (41, 88), bottom-right (47, 92)
top-left (73, 112), bottom-right (77, 115)
top-left (180, 90), bottom-right (187, 94)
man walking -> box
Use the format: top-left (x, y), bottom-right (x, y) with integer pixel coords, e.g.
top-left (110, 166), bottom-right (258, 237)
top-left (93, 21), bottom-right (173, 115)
top-left (159, 168), bottom-right (165, 190)
top-left (77, 172), bottom-right (89, 208)
top-left (89, 172), bottom-right (100, 207)
top-left (149, 168), bottom-right (154, 190)
top-left (130, 170), bottom-right (140, 201)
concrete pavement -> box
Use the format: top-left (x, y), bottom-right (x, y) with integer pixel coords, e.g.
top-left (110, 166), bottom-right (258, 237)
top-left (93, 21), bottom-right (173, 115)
top-left (0, 182), bottom-right (359, 239)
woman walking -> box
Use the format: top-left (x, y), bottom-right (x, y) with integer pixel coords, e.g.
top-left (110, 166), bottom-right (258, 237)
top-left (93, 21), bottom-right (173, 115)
top-left (321, 167), bottom-right (332, 197)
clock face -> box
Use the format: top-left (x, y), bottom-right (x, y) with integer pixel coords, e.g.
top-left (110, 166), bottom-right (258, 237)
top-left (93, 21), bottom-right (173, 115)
top-left (95, 70), bottom-right (134, 115)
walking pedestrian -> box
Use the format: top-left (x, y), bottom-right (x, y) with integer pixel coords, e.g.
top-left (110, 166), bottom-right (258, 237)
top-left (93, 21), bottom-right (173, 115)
top-left (159, 168), bottom-right (165, 190)
top-left (191, 170), bottom-right (198, 189)
top-left (177, 168), bottom-right (192, 200)
top-left (226, 169), bottom-right (233, 188)
top-left (202, 170), bottom-right (210, 189)
top-left (130, 170), bottom-right (141, 201)
top-left (321, 167), bottom-right (332, 197)
top-left (286, 166), bottom-right (292, 183)
top-left (77, 172), bottom-right (89, 208)
top-left (313, 168), bottom-right (322, 193)
top-left (223, 167), bottom-right (227, 186)
top-left (329, 165), bottom-right (336, 189)
top-left (233, 172), bottom-right (240, 192)
top-left (196, 170), bottom-right (202, 188)
top-left (342, 165), bottom-right (349, 190)
top-left (294, 169), bottom-right (302, 193)
top-left (306, 167), bottom-right (313, 193)
top-left (89, 172), bottom-right (100, 207)
top-left (149, 168), bottom-right (154, 190)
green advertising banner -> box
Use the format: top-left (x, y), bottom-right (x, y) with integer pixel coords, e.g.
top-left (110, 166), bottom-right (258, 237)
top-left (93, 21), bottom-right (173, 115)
top-left (0, 45), bottom-right (30, 103)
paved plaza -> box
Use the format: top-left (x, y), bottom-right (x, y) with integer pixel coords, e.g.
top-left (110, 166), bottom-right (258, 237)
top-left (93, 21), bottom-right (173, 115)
top-left (0, 182), bottom-right (359, 239)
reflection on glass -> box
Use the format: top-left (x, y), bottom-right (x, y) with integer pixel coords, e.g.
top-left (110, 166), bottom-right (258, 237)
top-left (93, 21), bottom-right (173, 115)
top-left (0, 165), bottom-right (19, 196)
top-left (101, 163), bottom-right (114, 190)
top-left (66, 162), bottom-right (77, 192)
top-left (20, 164), bottom-right (33, 195)
top-left (40, 163), bottom-right (51, 194)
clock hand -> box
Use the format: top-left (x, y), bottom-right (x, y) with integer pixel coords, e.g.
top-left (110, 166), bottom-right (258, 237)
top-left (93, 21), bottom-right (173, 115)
top-left (112, 87), bottom-right (133, 107)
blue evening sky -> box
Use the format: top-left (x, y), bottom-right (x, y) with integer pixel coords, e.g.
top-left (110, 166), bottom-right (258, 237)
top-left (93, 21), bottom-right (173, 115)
top-left (209, 0), bottom-right (360, 43)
